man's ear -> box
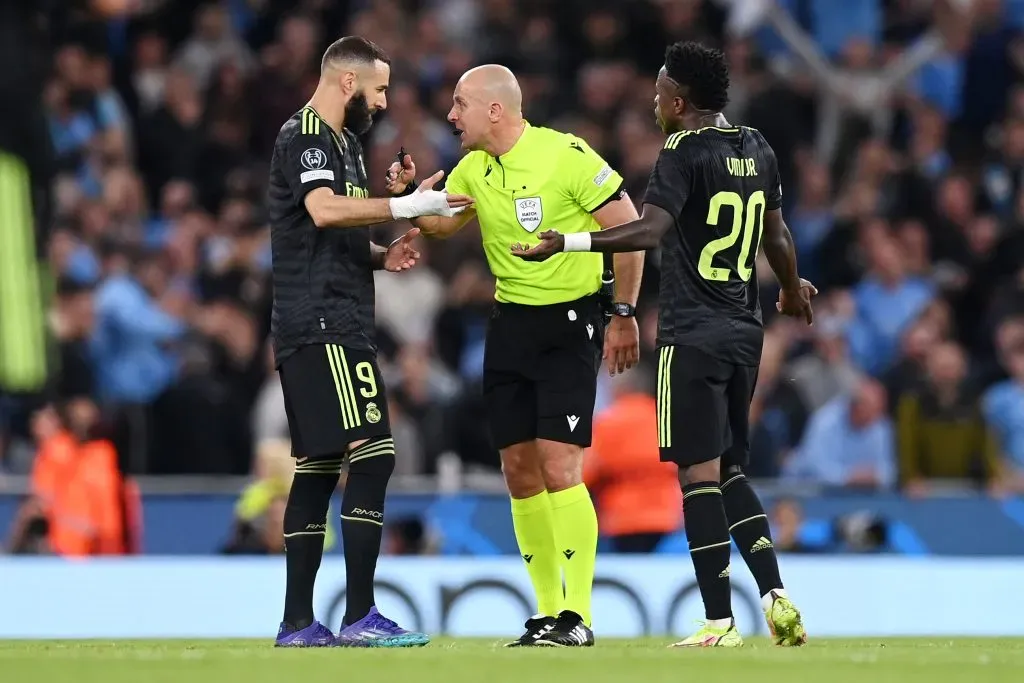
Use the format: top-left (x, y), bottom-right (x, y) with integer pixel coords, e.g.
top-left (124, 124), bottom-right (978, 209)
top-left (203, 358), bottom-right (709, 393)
top-left (340, 69), bottom-right (357, 96)
top-left (489, 101), bottom-right (503, 122)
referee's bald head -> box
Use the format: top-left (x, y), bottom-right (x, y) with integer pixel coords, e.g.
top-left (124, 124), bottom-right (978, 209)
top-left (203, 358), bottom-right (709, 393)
top-left (456, 65), bottom-right (523, 114)
top-left (448, 65), bottom-right (524, 153)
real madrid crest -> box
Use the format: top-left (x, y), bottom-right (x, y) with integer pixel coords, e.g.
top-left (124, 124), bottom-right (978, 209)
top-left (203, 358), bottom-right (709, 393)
top-left (514, 196), bottom-right (543, 233)
top-left (365, 402), bottom-right (381, 424)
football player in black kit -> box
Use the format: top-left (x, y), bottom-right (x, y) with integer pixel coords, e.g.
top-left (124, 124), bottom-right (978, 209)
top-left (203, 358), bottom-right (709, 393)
top-left (513, 41), bottom-right (814, 648)
top-left (268, 36), bottom-right (472, 648)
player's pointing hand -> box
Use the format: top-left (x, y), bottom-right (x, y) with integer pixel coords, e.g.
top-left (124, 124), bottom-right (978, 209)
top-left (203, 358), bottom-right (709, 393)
top-left (511, 230), bottom-right (564, 262)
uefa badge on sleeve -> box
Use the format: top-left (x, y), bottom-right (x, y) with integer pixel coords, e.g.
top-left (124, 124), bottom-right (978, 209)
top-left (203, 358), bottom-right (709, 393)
top-left (301, 148), bottom-right (327, 170)
top-left (514, 197), bottom-right (543, 233)
top-left (299, 148), bottom-right (333, 184)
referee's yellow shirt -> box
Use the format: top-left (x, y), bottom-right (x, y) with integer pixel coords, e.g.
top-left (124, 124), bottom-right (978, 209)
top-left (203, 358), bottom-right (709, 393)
top-left (444, 122), bottom-right (624, 306)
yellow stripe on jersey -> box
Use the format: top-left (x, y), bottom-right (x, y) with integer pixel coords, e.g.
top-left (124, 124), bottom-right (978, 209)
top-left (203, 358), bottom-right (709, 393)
top-left (663, 127), bottom-right (742, 149)
top-left (302, 107), bottom-right (321, 135)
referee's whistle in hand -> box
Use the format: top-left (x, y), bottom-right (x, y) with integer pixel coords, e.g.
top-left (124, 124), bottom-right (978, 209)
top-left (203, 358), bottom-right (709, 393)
top-left (385, 147), bottom-right (417, 194)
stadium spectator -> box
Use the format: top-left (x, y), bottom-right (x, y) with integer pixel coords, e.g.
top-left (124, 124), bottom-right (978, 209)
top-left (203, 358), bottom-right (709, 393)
top-left (881, 315), bottom-right (944, 414)
top-left (983, 316), bottom-right (1024, 492)
top-left (769, 498), bottom-right (815, 554)
top-left (785, 315), bottom-right (860, 415)
top-left (846, 235), bottom-right (935, 376)
top-left (23, 399), bottom-right (128, 556)
top-left (784, 378), bottom-right (896, 489)
top-left (584, 369), bottom-right (681, 554)
top-left (897, 342), bottom-right (1002, 495)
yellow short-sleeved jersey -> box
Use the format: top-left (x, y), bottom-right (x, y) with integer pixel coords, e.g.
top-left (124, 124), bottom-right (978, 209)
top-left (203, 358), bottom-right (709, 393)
top-left (445, 122), bottom-right (624, 305)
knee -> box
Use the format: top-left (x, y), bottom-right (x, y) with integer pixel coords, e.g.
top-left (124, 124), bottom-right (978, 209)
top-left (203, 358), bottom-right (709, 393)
top-left (346, 436), bottom-right (396, 478)
top-left (501, 444), bottom-right (545, 498)
top-left (678, 459), bottom-right (722, 488)
top-left (721, 465), bottom-right (744, 487)
top-left (537, 440), bottom-right (583, 493)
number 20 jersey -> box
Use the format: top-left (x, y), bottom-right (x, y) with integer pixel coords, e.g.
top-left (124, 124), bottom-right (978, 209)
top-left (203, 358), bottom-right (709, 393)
top-left (643, 126), bottom-right (782, 366)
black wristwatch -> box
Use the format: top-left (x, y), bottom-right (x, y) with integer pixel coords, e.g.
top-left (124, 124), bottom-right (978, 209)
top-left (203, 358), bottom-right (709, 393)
top-left (611, 302), bottom-right (636, 318)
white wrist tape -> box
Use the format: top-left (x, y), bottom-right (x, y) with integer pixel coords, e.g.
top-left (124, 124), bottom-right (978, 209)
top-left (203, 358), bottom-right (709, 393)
top-left (562, 232), bottom-right (592, 252)
top-left (389, 194), bottom-right (418, 220)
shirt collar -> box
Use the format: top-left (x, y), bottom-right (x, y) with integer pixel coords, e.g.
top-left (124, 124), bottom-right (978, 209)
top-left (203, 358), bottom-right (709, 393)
top-left (493, 120), bottom-right (533, 165)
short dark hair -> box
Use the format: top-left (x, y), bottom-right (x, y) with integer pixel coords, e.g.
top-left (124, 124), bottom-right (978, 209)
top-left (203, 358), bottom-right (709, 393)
top-left (321, 36), bottom-right (390, 73)
top-left (664, 41), bottom-right (730, 112)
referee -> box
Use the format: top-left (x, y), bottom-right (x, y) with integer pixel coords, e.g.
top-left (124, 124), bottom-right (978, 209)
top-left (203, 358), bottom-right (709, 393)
top-left (268, 36), bottom-right (472, 648)
top-left (387, 65), bottom-right (644, 647)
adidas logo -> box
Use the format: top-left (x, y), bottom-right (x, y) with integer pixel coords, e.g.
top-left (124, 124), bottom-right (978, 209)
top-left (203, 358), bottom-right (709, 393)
top-left (566, 625), bottom-right (588, 645)
top-left (751, 536), bottom-right (774, 553)
top-left (563, 549), bottom-right (576, 560)
top-left (718, 564), bottom-right (731, 579)
top-left (522, 554), bottom-right (534, 564)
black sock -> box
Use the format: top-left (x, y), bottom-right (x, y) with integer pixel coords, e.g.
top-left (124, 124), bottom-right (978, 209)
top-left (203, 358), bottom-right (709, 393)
top-left (341, 437), bottom-right (396, 625)
top-left (683, 482), bottom-right (733, 621)
top-left (722, 472), bottom-right (783, 597)
top-left (282, 459), bottom-right (343, 629)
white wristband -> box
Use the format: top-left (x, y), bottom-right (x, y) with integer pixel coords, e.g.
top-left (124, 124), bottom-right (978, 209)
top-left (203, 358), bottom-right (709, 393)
top-left (562, 232), bottom-right (592, 252)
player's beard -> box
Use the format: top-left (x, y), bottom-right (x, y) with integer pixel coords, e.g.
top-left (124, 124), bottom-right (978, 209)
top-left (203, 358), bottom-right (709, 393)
top-left (345, 92), bottom-right (375, 135)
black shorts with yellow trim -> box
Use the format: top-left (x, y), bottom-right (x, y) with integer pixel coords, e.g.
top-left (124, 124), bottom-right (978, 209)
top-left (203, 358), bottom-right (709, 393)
top-left (279, 343), bottom-right (391, 459)
top-left (656, 344), bottom-right (758, 468)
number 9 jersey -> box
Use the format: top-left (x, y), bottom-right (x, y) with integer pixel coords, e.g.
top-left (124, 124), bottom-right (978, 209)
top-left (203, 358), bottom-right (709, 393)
top-left (643, 126), bottom-right (782, 367)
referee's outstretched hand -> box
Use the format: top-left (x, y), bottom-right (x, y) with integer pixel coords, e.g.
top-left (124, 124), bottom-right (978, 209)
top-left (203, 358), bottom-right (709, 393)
top-left (417, 171), bottom-right (475, 210)
top-left (776, 278), bottom-right (818, 325)
top-left (383, 228), bottom-right (422, 272)
top-left (510, 230), bottom-right (563, 262)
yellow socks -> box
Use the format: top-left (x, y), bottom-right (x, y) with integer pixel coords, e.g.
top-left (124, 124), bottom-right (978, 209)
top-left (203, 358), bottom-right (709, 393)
top-left (549, 484), bottom-right (599, 626)
top-left (510, 491), bottom-right (563, 617)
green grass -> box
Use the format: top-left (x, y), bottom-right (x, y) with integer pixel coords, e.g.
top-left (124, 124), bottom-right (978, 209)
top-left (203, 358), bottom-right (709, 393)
top-left (1, 638), bottom-right (1023, 683)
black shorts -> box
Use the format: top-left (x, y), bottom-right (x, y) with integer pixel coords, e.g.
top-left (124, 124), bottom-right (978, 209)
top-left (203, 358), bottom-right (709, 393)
top-left (483, 294), bottom-right (604, 450)
top-left (657, 345), bottom-right (758, 468)
top-left (279, 344), bottom-right (390, 458)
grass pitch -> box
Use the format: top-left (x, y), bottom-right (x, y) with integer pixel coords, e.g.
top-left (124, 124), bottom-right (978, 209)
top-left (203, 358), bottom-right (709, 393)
top-left (2, 638), bottom-right (1022, 683)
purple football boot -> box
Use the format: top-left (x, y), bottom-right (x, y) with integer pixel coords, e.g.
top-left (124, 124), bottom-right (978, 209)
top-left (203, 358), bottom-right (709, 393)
top-left (334, 607), bottom-right (430, 648)
top-left (275, 620), bottom-right (336, 647)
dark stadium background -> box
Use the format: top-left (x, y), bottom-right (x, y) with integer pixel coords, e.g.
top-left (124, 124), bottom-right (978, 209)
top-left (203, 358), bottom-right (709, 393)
top-left (1, 0), bottom-right (1024, 558)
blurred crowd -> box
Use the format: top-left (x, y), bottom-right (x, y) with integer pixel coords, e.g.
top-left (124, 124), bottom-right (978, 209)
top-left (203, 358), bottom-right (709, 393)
top-left (1, 0), bottom-right (1024, 523)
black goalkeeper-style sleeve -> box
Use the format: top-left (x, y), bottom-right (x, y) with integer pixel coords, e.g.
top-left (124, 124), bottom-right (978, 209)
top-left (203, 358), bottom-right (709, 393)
top-left (642, 147), bottom-right (693, 220)
top-left (282, 127), bottom-right (340, 199)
